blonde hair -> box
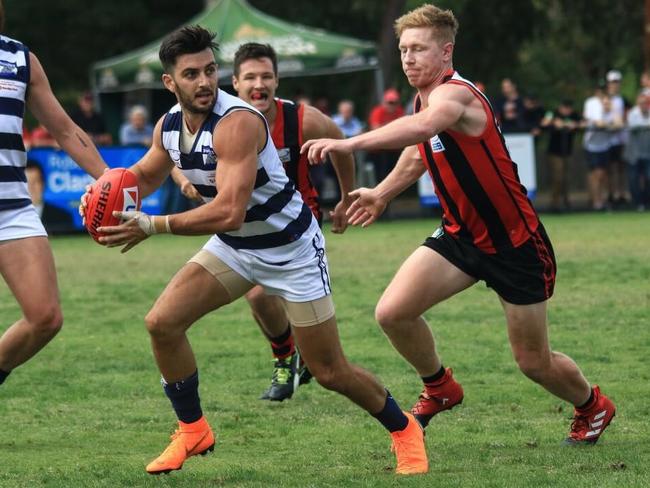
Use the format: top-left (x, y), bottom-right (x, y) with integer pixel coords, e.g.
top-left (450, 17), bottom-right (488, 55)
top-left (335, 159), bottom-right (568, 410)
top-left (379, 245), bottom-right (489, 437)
top-left (394, 4), bottom-right (458, 44)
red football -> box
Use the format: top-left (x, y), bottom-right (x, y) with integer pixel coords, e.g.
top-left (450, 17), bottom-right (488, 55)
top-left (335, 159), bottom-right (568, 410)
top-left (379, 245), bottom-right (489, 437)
top-left (85, 168), bottom-right (140, 243)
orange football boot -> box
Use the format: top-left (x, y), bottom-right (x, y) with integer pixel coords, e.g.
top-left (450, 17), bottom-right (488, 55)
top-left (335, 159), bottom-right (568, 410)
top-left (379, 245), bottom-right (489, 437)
top-left (390, 412), bottom-right (428, 475)
top-left (146, 416), bottom-right (215, 474)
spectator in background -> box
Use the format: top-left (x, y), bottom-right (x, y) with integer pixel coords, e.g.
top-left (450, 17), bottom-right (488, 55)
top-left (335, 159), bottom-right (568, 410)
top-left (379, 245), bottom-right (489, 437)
top-left (30, 123), bottom-right (59, 148)
top-left (541, 99), bottom-right (581, 212)
top-left (522, 93), bottom-right (545, 137)
top-left (70, 91), bottom-right (112, 146)
top-left (332, 99), bottom-right (364, 138)
top-left (604, 70), bottom-right (630, 206)
top-left (583, 91), bottom-right (623, 210)
top-left (367, 88), bottom-right (404, 183)
top-left (641, 70), bottom-right (650, 90)
top-left (119, 105), bottom-right (153, 147)
top-left (499, 99), bottom-right (528, 133)
top-left (494, 77), bottom-right (524, 124)
top-left (333, 99), bottom-right (366, 188)
top-left (624, 89), bottom-right (650, 211)
top-left (313, 96), bottom-right (331, 115)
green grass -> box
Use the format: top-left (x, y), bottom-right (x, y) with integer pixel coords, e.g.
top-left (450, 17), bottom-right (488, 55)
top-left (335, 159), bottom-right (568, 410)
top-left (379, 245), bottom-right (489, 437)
top-left (0, 212), bottom-right (649, 487)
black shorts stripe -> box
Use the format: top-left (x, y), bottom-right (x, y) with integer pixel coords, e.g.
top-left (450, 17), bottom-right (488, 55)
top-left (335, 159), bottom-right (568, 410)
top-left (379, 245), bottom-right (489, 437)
top-left (311, 235), bottom-right (331, 295)
top-left (217, 203), bottom-right (313, 250)
top-left (439, 133), bottom-right (511, 248)
top-left (421, 141), bottom-right (473, 242)
top-left (0, 165), bottom-right (26, 182)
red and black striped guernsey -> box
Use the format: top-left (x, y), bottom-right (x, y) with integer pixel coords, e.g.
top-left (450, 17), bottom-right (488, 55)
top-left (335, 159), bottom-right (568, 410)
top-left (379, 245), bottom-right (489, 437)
top-left (415, 71), bottom-right (539, 253)
top-left (271, 98), bottom-right (321, 223)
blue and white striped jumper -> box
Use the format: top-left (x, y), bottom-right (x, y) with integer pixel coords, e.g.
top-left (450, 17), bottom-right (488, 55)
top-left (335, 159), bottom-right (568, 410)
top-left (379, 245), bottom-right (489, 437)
top-left (0, 35), bottom-right (30, 212)
top-left (161, 89), bottom-right (321, 263)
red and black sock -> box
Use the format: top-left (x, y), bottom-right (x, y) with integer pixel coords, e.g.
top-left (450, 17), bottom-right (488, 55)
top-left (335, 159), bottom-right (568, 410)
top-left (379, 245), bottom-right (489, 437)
top-left (268, 325), bottom-right (295, 360)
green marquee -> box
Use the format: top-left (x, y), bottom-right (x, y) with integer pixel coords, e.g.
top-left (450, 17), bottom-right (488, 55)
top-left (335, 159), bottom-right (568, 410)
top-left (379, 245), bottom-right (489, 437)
top-left (92, 0), bottom-right (378, 93)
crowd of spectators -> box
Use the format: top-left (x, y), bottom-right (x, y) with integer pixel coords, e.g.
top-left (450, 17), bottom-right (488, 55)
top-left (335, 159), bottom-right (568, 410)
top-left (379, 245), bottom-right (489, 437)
top-left (489, 72), bottom-right (650, 212)
top-left (23, 72), bottom-right (650, 215)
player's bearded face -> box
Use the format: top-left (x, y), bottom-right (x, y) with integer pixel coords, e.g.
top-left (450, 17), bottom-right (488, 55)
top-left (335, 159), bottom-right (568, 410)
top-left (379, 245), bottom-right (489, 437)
top-left (232, 57), bottom-right (278, 115)
top-left (170, 50), bottom-right (218, 114)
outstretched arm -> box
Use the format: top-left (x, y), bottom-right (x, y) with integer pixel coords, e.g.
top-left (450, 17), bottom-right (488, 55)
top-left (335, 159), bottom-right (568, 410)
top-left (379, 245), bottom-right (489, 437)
top-left (302, 84), bottom-right (473, 164)
top-left (302, 106), bottom-right (355, 233)
top-left (26, 52), bottom-right (108, 179)
top-left (347, 145), bottom-right (425, 227)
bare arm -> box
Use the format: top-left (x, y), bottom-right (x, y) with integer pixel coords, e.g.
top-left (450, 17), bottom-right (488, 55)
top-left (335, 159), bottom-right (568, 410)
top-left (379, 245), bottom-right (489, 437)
top-left (170, 166), bottom-right (203, 202)
top-left (302, 106), bottom-right (355, 233)
top-left (26, 52), bottom-right (107, 179)
top-left (128, 117), bottom-right (175, 197)
top-left (303, 84), bottom-right (475, 163)
top-left (373, 145), bottom-right (426, 202)
top-left (346, 145), bottom-right (425, 227)
top-left (166, 110), bottom-right (261, 235)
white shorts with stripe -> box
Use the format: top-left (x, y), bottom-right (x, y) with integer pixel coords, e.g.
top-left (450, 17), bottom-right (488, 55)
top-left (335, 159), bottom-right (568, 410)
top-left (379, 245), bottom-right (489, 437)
top-left (0, 205), bottom-right (47, 242)
top-left (200, 230), bottom-right (332, 303)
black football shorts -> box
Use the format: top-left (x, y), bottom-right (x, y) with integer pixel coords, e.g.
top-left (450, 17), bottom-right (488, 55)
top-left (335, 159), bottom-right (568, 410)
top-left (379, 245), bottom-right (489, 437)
top-left (422, 224), bottom-right (556, 305)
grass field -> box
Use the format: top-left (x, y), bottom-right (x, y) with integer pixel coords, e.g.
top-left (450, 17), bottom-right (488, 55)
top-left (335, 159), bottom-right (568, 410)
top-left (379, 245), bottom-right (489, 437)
top-left (0, 212), bottom-right (649, 487)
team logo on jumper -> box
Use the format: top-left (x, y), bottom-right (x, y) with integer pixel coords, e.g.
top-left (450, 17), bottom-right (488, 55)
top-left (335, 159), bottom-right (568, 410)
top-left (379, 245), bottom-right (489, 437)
top-left (430, 135), bottom-right (445, 153)
top-left (122, 186), bottom-right (139, 212)
top-left (201, 145), bottom-right (217, 166)
top-left (277, 147), bottom-right (291, 163)
top-left (0, 60), bottom-right (18, 76)
top-left (168, 149), bottom-right (181, 164)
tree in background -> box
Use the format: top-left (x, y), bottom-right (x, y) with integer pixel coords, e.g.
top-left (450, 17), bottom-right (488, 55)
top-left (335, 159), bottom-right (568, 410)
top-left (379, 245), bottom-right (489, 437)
top-left (4, 0), bottom-right (644, 113)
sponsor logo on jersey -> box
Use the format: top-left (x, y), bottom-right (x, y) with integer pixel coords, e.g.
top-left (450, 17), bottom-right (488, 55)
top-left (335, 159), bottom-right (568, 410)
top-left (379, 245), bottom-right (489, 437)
top-left (430, 135), bottom-right (445, 153)
top-left (122, 186), bottom-right (139, 212)
top-left (201, 145), bottom-right (217, 166)
top-left (0, 60), bottom-right (18, 76)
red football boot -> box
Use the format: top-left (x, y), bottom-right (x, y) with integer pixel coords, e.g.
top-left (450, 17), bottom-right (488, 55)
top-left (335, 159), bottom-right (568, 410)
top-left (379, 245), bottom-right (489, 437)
top-left (565, 386), bottom-right (616, 445)
top-left (411, 367), bottom-right (464, 428)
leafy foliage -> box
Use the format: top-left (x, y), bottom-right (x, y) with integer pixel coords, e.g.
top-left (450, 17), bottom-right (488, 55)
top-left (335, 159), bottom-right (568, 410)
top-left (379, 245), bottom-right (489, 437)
top-left (3, 0), bottom-right (645, 112)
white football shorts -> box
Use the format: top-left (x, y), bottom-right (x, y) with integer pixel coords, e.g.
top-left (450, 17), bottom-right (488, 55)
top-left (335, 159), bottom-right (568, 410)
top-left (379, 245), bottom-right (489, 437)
top-left (199, 230), bottom-right (332, 303)
top-left (0, 205), bottom-right (47, 242)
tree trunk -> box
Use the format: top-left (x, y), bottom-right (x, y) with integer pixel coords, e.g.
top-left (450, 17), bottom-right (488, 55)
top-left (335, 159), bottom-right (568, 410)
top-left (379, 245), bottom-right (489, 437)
top-left (645, 0), bottom-right (650, 71)
top-left (377, 0), bottom-right (407, 90)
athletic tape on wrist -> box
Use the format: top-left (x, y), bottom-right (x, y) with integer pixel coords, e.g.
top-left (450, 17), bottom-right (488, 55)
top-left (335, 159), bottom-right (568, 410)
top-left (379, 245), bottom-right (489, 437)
top-left (152, 215), bottom-right (171, 234)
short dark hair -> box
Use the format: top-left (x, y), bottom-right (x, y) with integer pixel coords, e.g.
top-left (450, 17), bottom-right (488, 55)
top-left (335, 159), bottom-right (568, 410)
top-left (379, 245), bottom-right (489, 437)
top-left (159, 25), bottom-right (218, 73)
top-left (233, 43), bottom-right (278, 78)
top-left (0, 0), bottom-right (5, 32)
